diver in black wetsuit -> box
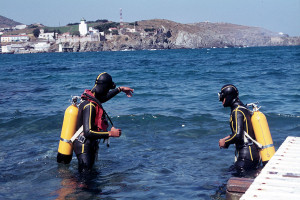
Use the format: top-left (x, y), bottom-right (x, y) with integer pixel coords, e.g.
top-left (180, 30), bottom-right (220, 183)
top-left (218, 84), bottom-right (260, 177)
top-left (73, 72), bottom-right (134, 173)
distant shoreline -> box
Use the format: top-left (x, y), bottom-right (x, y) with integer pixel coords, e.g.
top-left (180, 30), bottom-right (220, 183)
top-left (1, 19), bottom-right (300, 54)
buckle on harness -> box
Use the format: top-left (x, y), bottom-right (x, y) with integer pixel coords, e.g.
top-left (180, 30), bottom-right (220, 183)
top-left (77, 135), bottom-right (86, 143)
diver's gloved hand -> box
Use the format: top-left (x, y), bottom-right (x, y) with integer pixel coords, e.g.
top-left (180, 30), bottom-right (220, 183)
top-left (119, 87), bottom-right (134, 97)
top-left (219, 135), bottom-right (230, 149)
top-left (219, 138), bottom-right (226, 149)
top-left (109, 127), bottom-right (122, 137)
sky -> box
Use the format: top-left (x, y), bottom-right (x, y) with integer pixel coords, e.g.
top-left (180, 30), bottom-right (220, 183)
top-left (1, 0), bottom-right (300, 36)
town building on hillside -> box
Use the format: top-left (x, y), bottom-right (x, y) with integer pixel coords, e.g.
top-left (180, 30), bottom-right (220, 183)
top-left (34, 42), bottom-right (51, 52)
top-left (1, 45), bottom-right (13, 53)
top-left (14, 25), bottom-right (27, 30)
top-left (0, 27), bottom-right (12, 31)
top-left (62, 32), bottom-right (71, 37)
top-left (1, 34), bottom-right (29, 43)
top-left (89, 27), bottom-right (105, 41)
top-left (38, 29), bottom-right (56, 41)
top-left (79, 18), bottom-right (88, 36)
top-left (1, 44), bottom-right (26, 53)
top-left (108, 27), bottom-right (118, 32)
top-left (88, 27), bottom-right (98, 36)
top-left (126, 28), bottom-right (136, 33)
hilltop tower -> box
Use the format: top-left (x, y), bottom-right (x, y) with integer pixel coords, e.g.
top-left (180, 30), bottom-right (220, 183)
top-left (79, 18), bottom-right (88, 36)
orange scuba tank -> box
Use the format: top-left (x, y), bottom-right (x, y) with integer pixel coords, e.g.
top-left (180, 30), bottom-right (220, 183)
top-left (57, 97), bottom-right (80, 164)
top-left (250, 104), bottom-right (275, 164)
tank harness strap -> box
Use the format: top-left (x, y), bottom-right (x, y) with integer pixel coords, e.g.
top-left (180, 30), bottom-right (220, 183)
top-left (234, 105), bottom-right (249, 111)
top-left (245, 133), bottom-right (273, 149)
top-left (69, 126), bottom-right (84, 143)
top-left (244, 131), bottom-right (263, 149)
top-left (60, 138), bottom-right (71, 143)
top-left (233, 106), bottom-right (262, 149)
top-left (83, 93), bottom-right (114, 127)
top-left (83, 93), bottom-right (113, 148)
top-left (261, 143), bottom-right (274, 149)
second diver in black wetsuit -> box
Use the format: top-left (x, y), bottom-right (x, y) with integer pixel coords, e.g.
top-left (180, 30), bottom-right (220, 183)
top-left (218, 84), bottom-right (260, 177)
top-left (73, 72), bottom-right (134, 173)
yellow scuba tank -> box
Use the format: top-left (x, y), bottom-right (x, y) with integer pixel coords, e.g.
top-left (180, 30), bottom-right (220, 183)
top-left (250, 104), bottom-right (275, 164)
top-left (57, 97), bottom-right (80, 164)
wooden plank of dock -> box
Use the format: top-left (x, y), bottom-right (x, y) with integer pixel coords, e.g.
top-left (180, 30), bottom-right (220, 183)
top-left (240, 136), bottom-right (300, 200)
top-left (226, 177), bottom-right (254, 200)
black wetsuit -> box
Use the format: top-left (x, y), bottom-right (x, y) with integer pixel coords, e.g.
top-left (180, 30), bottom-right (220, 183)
top-left (224, 99), bottom-right (260, 176)
top-left (74, 88), bottom-right (120, 172)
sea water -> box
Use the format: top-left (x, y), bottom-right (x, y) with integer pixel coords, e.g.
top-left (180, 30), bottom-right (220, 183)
top-left (0, 46), bottom-right (299, 200)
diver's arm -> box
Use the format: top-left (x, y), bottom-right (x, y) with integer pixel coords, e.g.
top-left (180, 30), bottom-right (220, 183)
top-left (82, 102), bottom-right (109, 139)
top-left (101, 87), bottom-right (134, 103)
top-left (100, 88), bottom-right (120, 103)
top-left (224, 109), bottom-right (244, 146)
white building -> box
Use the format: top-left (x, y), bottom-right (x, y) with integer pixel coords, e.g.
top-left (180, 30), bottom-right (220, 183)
top-left (1, 35), bottom-right (29, 43)
top-left (14, 25), bottom-right (27, 30)
top-left (79, 18), bottom-right (88, 36)
top-left (34, 42), bottom-right (50, 52)
top-left (89, 27), bottom-right (104, 39)
top-left (109, 27), bottom-right (118, 32)
top-left (89, 27), bottom-right (99, 34)
top-left (1, 44), bottom-right (25, 53)
top-left (1, 45), bottom-right (12, 53)
top-left (38, 29), bottom-right (55, 41)
top-left (126, 28), bottom-right (136, 33)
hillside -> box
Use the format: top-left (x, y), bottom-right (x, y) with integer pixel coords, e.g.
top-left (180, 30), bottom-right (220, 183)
top-left (0, 15), bottom-right (22, 28)
top-left (101, 19), bottom-right (300, 50)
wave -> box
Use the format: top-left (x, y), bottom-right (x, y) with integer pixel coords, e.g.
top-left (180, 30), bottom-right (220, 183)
top-left (0, 113), bottom-right (63, 139)
top-left (110, 113), bottom-right (222, 140)
top-left (274, 113), bottom-right (300, 118)
top-left (112, 113), bottom-right (218, 124)
top-left (221, 60), bottom-right (244, 66)
top-left (266, 113), bottom-right (300, 136)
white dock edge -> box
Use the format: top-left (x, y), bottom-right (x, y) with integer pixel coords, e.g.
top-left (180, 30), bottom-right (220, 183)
top-left (240, 136), bottom-right (300, 200)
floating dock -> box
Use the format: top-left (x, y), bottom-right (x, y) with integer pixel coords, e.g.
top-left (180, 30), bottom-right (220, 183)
top-left (240, 136), bottom-right (300, 200)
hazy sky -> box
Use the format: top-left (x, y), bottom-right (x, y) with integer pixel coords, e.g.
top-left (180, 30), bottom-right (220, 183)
top-left (1, 0), bottom-right (300, 36)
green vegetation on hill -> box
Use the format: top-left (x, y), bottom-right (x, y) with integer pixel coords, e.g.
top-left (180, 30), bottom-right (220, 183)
top-left (94, 22), bottom-right (119, 34)
top-left (44, 25), bottom-right (79, 35)
top-left (44, 20), bottom-right (118, 35)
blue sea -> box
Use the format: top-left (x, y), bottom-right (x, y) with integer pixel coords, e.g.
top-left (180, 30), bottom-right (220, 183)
top-left (0, 46), bottom-right (299, 200)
